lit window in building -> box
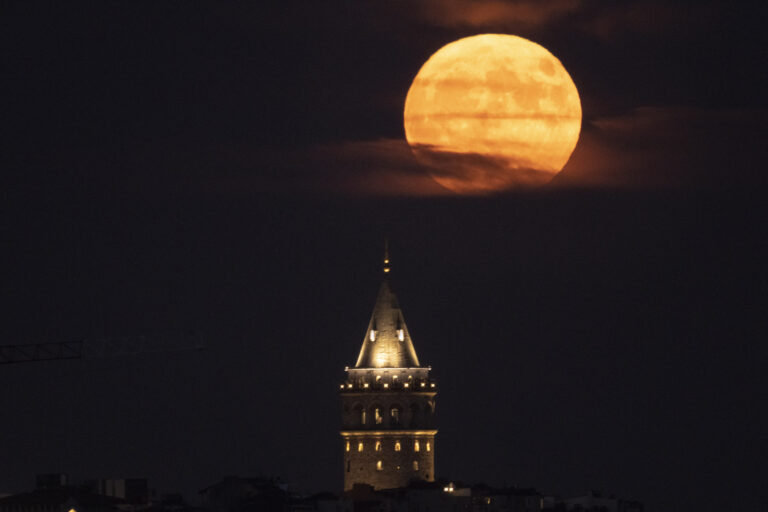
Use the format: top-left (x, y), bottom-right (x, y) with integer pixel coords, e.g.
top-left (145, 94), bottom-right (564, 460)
top-left (370, 330), bottom-right (376, 342)
top-left (395, 441), bottom-right (401, 451)
top-left (358, 442), bottom-right (364, 452)
top-left (376, 460), bottom-right (383, 471)
top-left (376, 375), bottom-right (381, 382)
top-left (361, 410), bottom-right (366, 425)
top-left (375, 408), bottom-right (383, 424)
top-left (375, 441), bottom-right (382, 451)
top-left (426, 442), bottom-right (431, 452)
top-left (414, 440), bottom-right (420, 452)
top-left (397, 329), bottom-right (404, 341)
top-left (413, 461), bottom-right (419, 471)
top-left (346, 441), bottom-right (350, 452)
top-left (391, 408), bottom-right (400, 422)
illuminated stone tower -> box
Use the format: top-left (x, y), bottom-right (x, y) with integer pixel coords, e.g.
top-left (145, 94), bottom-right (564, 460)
top-left (340, 247), bottom-right (437, 491)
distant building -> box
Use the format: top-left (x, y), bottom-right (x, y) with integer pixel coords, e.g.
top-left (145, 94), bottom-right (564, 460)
top-left (336, 481), bottom-right (540, 512)
top-left (542, 491), bottom-right (643, 512)
top-left (85, 479), bottom-right (149, 505)
top-left (340, 249), bottom-right (437, 491)
top-left (199, 476), bottom-right (291, 512)
top-left (0, 474), bottom-right (126, 512)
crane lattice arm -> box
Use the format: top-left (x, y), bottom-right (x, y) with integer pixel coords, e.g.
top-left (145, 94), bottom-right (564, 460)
top-left (0, 332), bottom-right (204, 365)
top-left (0, 341), bottom-right (83, 364)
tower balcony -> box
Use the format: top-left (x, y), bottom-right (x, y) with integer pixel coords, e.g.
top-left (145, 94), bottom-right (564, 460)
top-left (339, 378), bottom-right (436, 393)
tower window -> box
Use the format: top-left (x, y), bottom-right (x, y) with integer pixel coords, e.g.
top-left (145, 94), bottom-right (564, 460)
top-left (414, 440), bottom-right (420, 452)
top-left (358, 442), bottom-right (364, 452)
top-left (376, 461), bottom-right (383, 471)
top-left (375, 441), bottom-right (382, 452)
top-left (413, 461), bottom-right (419, 471)
top-left (426, 442), bottom-right (431, 452)
top-left (395, 441), bottom-right (401, 452)
top-left (370, 330), bottom-right (376, 342)
top-left (397, 329), bottom-right (404, 341)
top-left (345, 441), bottom-right (350, 452)
top-left (375, 408), bottom-right (383, 424)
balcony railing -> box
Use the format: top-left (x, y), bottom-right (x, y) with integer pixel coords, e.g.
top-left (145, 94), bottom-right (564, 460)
top-left (339, 379), bottom-right (437, 393)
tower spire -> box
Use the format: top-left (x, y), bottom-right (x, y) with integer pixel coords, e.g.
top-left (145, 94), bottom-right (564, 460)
top-left (383, 239), bottom-right (390, 275)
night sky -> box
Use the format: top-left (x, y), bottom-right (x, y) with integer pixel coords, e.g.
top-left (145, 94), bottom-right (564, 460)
top-left (2, 2), bottom-right (767, 512)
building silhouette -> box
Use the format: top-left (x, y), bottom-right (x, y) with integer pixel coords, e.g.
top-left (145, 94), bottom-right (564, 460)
top-left (339, 247), bottom-right (437, 490)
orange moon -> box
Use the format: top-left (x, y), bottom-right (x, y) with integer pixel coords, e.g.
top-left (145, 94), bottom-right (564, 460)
top-left (404, 34), bottom-right (582, 194)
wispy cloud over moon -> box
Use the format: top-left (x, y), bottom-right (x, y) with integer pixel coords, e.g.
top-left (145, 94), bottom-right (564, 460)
top-left (211, 105), bottom-right (765, 197)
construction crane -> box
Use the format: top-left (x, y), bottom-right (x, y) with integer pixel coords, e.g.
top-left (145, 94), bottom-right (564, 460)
top-left (0, 331), bottom-right (205, 365)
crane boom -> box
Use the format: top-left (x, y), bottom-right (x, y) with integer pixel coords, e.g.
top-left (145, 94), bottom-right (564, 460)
top-left (0, 331), bottom-right (204, 365)
top-left (0, 341), bottom-right (83, 364)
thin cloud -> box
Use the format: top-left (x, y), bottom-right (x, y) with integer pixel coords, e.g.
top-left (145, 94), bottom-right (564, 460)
top-left (412, 0), bottom-right (718, 38)
top-left (416, 0), bottom-right (581, 29)
top-left (580, 2), bottom-right (717, 40)
top-left (313, 139), bottom-right (454, 196)
top-left (557, 107), bottom-right (768, 188)
top-left (210, 107), bottom-right (765, 197)
top-left (211, 139), bottom-right (452, 197)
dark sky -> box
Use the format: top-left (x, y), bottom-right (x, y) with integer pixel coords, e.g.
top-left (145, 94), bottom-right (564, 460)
top-left (1, 2), bottom-right (767, 512)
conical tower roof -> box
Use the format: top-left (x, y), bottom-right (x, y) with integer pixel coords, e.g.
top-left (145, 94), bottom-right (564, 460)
top-left (355, 247), bottom-right (421, 368)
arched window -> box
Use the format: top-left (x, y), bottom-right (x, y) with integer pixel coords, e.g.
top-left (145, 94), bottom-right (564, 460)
top-left (375, 407), bottom-right (383, 424)
top-left (409, 404), bottom-right (420, 427)
top-left (361, 409), bottom-right (366, 425)
top-left (413, 461), bottom-right (419, 471)
top-left (426, 441), bottom-right (431, 452)
top-left (376, 461), bottom-right (383, 471)
top-left (391, 407), bottom-right (400, 424)
top-left (414, 440), bottom-right (420, 452)
top-left (375, 441), bottom-right (382, 452)
top-left (358, 442), bottom-right (364, 452)
top-left (394, 441), bottom-right (401, 452)
top-left (345, 441), bottom-right (350, 452)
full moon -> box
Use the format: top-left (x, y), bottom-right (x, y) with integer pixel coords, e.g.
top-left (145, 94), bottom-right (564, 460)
top-left (404, 34), bottom-right (582, 194)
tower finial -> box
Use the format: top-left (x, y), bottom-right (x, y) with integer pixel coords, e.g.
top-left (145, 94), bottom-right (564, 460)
top-left (383, 239), bottom-right (390, 275)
